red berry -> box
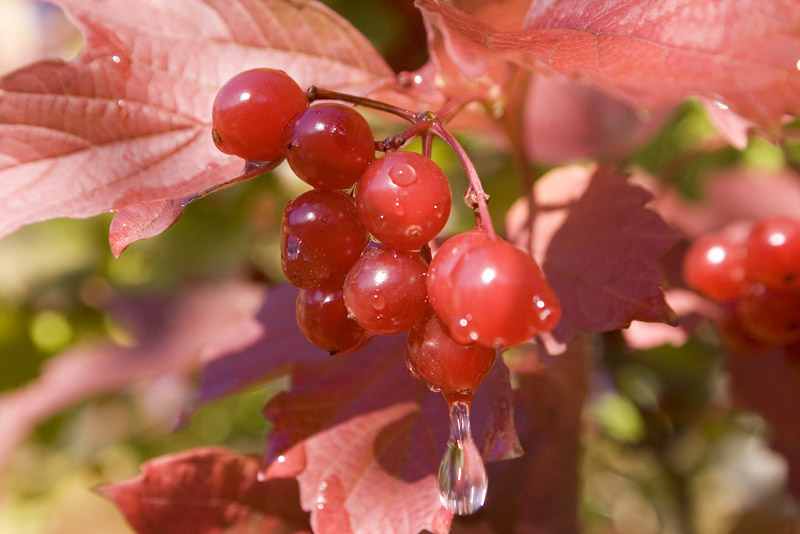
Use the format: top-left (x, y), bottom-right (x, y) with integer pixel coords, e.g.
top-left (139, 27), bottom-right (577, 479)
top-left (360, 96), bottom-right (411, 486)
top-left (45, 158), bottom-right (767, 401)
top-left (355, 151), bottom-right (451, 250)
top-left (296, 281), bottom-right (372, 355)
top-left (427, 230), bottom-right (491, 312)
top-left (682, 234), bottom-right (747, 301)
top-left (745, 216), bottom-right (800, 290)
top-left (406, 310), bottom-right (497, 404)
top-left (433, 238), bottom-right (561, 348)
top-left (736, 283), bottom-right (800, 345)
top-left (284, 103), bottom-right (375, 190)
top-left (211, 68), bottom-right (307, 162)
top-left (343, 247), bottom-right (428, 335)
top-left (281, 190), bottom-right (368, 289)
top-left (716, 309), bottom-right (772, 355)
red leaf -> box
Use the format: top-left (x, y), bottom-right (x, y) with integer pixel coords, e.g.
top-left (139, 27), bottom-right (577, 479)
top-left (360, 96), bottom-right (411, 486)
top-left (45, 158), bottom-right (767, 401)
top-left (0, 281), bottom-right (266, 477)
top-left (194, 284), bottom-right (324, 407)
top-left (416, 0), bottom-right (800, 130)
top-left (262, 335), bottom-right (521, 534)
top-left (0, 0), bottom-right (394, 243)
top-left (728, 347), bottom-right (800, 500)
top-left (622, 288), bottom-right (720, 350)
top-left (507, 165), bottom-right (678, 353)
top-left (96, 447), bottom-right (311, 534)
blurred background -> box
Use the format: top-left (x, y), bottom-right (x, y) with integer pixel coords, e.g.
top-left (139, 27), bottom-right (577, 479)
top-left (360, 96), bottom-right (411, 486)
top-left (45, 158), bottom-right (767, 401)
top-left (1, 1), bottom-right (799, 533)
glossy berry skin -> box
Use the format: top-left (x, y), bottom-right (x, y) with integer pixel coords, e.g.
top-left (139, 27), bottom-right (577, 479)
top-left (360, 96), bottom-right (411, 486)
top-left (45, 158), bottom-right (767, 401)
top-left (355, 151), bottom-right (451, 250)
top-left (682, 234), bottom-right (747, 301)
top-left (281, 190), bottom-right (368, 289)
top-left (343, 247), bottom-right (428, 335)
top-left (406, 311), bottom-right (497, 404)
top-left (212, 68), bottom-right (308, 162)
top-left (736, 283), bottom-right (800, 345)
top-left (284, 103), bottom-right (375, 190)
top-left (427, 230), bottom-right (491, 312)
top-left (745, 217), bottom-right (800, 290)
top-left (296, 281), bottom-right (372, 355)
top-left (434, 238), bottom-right (561, 348)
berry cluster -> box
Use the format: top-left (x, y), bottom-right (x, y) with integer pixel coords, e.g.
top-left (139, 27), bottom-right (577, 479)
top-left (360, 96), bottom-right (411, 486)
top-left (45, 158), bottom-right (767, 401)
top-left (682, 216), bottom-right (800, 352)
top-left (211, 68), bottom-right (562, 402)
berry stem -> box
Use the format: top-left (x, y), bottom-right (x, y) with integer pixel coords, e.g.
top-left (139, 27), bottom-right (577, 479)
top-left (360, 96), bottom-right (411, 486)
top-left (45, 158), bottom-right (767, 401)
top-left (431, 122), bottom-right (496, 237)
top-left (306, 86), bottom-right (416, 122)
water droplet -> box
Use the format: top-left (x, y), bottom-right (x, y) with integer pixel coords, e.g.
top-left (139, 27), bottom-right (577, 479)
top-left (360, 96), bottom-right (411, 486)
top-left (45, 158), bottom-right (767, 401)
top-left (389, 163), bottom-right (418, 186)
top-left (285, 236), bottom-right (302, 261)
top-left (256, 470), bottom-right (267, 482)
top-left (438, 401), bottom-right (487, 515)
top-left (111, 55), bottom-right (121, 64)
top-left (393, 201), bottom-right (405, 216)
top-left (371, 293), bottom-right (386, 310)
top-left (316, 480), bottom-right (328, 510)
top-left (117, 99), bottom-right (129, 119)
top-left (406, 357), bottom-right (421, 379)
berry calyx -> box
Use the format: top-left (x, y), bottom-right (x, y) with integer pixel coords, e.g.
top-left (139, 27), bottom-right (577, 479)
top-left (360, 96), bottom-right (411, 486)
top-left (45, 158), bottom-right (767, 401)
top-left (212, 68), bottom-right (308, 162)
top-left (355, 151), bottom-right (452, 250)
top-left (284, 103), bottom-right (375, 190)
top-left (281, 190), bottom-right (368, 289)
top-left (343, 247), bottom-right (428, 335)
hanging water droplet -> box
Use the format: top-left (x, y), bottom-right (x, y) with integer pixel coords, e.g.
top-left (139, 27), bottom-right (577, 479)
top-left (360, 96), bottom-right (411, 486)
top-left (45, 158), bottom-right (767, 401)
top-left (393, 200), bottom-right (405, 216)
top-left (389, 162), bottom-right (418, 186)
top-left (438, 401), bottom-right (487, 515)
top-left (256, 469), bottom-right (267, 482)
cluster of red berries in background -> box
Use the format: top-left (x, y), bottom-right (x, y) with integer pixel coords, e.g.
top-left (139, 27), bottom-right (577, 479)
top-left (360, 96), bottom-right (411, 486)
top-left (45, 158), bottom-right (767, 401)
top-left (682, 216), bottom-right (800, 354)
top-left (211, 68), bottom-right (562, 401)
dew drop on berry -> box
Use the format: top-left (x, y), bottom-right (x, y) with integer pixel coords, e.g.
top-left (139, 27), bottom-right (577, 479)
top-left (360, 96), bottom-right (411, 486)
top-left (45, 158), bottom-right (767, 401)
top-left (438, 401), bottom-right (487, 515)
top-left (285, 235), bottom-right (301, 261)
top-left (370, 293), bottom-right (386, 311)
top-left (393, 201), bottom-right (405, 216)
top-left (389, 162), bottom-right (418, 186)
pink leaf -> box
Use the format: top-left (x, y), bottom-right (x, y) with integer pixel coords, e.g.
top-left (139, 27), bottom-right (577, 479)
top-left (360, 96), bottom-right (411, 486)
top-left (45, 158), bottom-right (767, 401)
top-left (507, 165), bottom-right (678, 353)
top-left (649, 167), bottom-right (800, 238)
top-left (0, 0), bottom-right (394, 243)
top-left (262, 335), bottom-right (521, 534)
top-left (0, 281), bottom-right (266, 477)
top-left (416, 0), bottom-right (800, 130)
top-left (524, 75), bottom-right (672, 164)
top-left (96, 447), bottom-right (311, 534)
